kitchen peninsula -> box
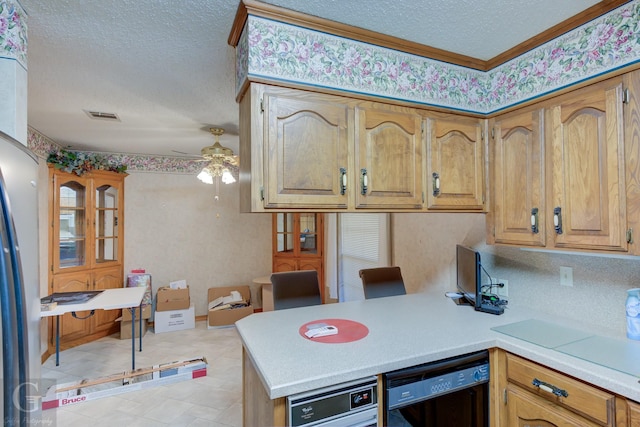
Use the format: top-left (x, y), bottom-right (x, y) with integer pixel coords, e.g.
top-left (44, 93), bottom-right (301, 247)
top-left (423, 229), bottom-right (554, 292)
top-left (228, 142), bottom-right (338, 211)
top-left (236, 291), bottom-right (640, 426)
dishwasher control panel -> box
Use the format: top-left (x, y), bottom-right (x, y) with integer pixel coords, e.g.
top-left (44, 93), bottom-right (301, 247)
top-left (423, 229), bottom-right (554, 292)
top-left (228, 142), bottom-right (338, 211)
top-left (386, 359), bottom-right (489, 410)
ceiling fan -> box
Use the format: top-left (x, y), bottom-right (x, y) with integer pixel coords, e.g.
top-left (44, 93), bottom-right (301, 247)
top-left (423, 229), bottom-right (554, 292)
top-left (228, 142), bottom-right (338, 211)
top-left (195, 127), bottom-right (239, 185)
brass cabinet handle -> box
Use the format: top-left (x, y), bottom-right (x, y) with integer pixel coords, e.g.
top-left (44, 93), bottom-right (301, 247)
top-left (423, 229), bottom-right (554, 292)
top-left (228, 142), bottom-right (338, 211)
top-left (553, 207), bottom-right (563, 234)
top-left (532, 378), bottom-right (568, 397)
top-left (340, 167), bottom-right (347, 195)
top-left (432, 172), bottom-right (440, 196)
top-left (531, 208), bottom-right (539, 234)
top-left (360, 168), bottom-right (368, 195)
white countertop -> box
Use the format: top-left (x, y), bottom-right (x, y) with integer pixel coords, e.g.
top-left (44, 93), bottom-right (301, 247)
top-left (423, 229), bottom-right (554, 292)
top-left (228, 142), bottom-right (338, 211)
top-left (235, 290), bottom-right (640, 401)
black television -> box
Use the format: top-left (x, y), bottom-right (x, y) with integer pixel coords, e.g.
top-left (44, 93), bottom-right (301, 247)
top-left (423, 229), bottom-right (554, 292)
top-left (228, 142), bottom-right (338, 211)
top-left (456, 244), bottom-right (481, 308)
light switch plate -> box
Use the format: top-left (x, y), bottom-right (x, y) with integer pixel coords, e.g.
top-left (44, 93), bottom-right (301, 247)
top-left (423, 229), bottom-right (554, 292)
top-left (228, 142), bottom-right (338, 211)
top-left (560, 266), bottom-right (573, 287)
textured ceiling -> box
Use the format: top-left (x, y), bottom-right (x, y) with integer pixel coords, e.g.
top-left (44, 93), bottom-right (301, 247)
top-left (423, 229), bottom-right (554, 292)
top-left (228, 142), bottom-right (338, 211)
top-left (20, 0), bottom-right (602, 158)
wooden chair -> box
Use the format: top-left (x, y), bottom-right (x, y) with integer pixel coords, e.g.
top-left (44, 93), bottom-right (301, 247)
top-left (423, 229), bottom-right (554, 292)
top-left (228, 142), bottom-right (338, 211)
top-left (270, 270), bottom-right (322, 310)
top-left (358, 266), bottom-right (406, 299)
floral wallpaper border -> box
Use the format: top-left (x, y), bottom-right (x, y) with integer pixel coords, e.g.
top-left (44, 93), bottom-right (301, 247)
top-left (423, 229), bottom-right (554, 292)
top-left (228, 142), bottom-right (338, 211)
top-left (28, 127), bottom-right (204, 175)
top-left (0, 0), bottom-right (27, 69)
top-left (238, 1), bottom-right (640, 114)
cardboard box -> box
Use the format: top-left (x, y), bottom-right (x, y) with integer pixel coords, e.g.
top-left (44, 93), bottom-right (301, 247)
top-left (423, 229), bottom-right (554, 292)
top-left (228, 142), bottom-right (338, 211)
top-left (119, 319), bottom-right (148, 340)
top-left (156, 286), bottom-right (190, 311)
top-left (208, 286), bottom-right (253, 328)
top-left (121, 304), bottom-right (152, 321)
top-left (154, 304), bottom-right (195, 333)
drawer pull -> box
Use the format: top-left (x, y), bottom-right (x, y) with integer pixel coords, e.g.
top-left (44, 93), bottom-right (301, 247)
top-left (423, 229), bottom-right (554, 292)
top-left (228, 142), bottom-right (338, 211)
top-left (532, 378), bottom-right (568, 397)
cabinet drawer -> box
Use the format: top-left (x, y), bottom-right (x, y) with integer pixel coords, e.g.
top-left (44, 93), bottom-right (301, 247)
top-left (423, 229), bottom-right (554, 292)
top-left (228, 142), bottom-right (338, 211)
top-left (506, 353), bottom-right (615, 426)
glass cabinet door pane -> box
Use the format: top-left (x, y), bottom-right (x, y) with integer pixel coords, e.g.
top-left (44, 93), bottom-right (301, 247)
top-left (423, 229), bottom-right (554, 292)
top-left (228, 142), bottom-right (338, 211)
top-left (299, 213), bottom-right (318, 254)
top-left (95, 184), bottom-right (119, 263)
top-left (276, 213), bottom-right (294, 253)
top-left (96, 237), bottom-right (118, 263)
top-left (59, 182), bottom-right (86, 268)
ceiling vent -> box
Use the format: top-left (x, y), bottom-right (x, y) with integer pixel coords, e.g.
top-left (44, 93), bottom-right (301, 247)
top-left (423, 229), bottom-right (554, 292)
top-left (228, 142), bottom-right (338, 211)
top-left (85, 110), bottom-right (120, 121)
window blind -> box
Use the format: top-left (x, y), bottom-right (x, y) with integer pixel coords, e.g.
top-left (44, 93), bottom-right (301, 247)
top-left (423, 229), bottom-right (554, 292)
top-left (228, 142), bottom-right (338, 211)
top-left (338, 213), bottom-right (390, 301)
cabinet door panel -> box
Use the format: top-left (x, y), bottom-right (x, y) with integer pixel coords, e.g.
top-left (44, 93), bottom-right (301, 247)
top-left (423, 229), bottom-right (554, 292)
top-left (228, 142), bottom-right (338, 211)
top-left (355, 106), bottom-right (423, 208)
top-left (52, 174), bottom-right (90, 272)
top-left (92, 267), bottom-right (123, 332)
top-left (630, 399), bottom-right (640, 427)
top-left (492, 109), bottom-right (545, 246)
top-left (427, 116), bottom-right (484, 209)
top-left (51, 272), bottom-right (92, 341)
top-left (507, 386), bottom-right (601, 427)
top-left (264, 91), bottom-right (350, 208)
top-left (273, 258), bottom-right (297, 273)
top-left (549, 79), bottom-right (626, 251)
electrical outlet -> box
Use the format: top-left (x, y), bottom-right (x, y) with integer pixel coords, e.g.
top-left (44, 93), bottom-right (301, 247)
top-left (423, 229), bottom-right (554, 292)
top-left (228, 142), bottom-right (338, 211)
top-left (560, 266), bottom-right (573, 287)
top-left (496, 279), bottom-right (508, 297)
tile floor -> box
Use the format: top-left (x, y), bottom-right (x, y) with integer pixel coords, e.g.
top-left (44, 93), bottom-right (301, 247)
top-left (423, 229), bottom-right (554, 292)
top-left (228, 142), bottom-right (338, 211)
top-left (40, 321), bottom-right (242, 426)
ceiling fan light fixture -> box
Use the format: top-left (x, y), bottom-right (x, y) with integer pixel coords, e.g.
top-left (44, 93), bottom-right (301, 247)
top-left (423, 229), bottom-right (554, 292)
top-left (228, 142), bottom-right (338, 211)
top-left (221, 168), bottom-right (236, 184)
top-left (197, 168), bottom-right (214, 184)
top-left (197, 127), bottom-right (239, 193)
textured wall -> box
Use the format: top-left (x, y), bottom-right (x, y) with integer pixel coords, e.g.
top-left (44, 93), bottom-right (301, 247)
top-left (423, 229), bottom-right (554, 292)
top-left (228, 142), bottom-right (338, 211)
top-left (392, 213), bottom-right (640, 337)
top-left (123, 172), bottom-right (272, 316)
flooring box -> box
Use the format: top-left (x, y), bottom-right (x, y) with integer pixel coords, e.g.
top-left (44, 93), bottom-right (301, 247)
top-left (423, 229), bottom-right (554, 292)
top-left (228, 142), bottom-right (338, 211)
top-left (154, 304), bottom-right (195, 333)
top-left (42, 357), bottom-right (207, 410)
top-left (121, 304), bottom-right (152, 321)
top-left (119, 319), bottom-right (148, 340)
top-left (208, 286), bottom-right (253, 328)
top-left (156, 286), bottom-right (190, 311)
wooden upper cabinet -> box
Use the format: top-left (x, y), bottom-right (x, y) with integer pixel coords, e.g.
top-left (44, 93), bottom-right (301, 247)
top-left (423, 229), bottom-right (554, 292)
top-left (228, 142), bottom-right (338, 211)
top-left (354, 104), bottom-right (424, 208)
top-left (491, 108), bottom-right (545, 246)
top-left (50, 168), bottom-right (125, 274)
top-left (262, 87), bottom-right (351, 209)
top-left (426, 115), bottom-right (485, 210)
top-left (547, 77), bottom-right (627, 251)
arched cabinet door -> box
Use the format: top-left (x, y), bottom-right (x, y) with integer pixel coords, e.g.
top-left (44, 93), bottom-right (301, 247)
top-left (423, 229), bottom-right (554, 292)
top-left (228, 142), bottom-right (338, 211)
top-left (426, 114), bottom-right (485, 210)
top-left (354, 103), bottom-right (424, 209)
top-left (548, 77), bottom-right (627, 252)
top-left (263, 87), bottom-right (351, 209)
top-left (490, 108), bottom-right (545, 247)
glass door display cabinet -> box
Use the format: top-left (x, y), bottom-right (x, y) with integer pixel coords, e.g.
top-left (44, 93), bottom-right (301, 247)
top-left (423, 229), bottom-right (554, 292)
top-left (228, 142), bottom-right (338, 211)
top-left (272, 213), bottom-right (324, 301)
top-left (48, 166), bottom-right (127, 350)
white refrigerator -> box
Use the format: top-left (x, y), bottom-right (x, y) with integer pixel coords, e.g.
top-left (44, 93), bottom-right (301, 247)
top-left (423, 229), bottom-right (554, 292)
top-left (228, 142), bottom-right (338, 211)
top-left (0, 131), bottom-right (41, 426)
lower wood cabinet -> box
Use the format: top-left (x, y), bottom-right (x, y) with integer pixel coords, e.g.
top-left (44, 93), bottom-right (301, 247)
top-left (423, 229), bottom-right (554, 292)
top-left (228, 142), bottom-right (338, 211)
top-left (629, 399), bottom-right (640, 426)
top-left (506, 384), bottom-right (603, 426)
top-left (498, 351), bottom-right (618, 427)
top-left (49, 266), bottom-right (122, 350)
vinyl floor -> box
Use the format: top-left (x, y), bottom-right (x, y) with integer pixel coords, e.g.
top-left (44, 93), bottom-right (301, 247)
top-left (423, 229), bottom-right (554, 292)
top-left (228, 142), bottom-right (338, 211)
top-left (39, 321), bottom-right (242, 426)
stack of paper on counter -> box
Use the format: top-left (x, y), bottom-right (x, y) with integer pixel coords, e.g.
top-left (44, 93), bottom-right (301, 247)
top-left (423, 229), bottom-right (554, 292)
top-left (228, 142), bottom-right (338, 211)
top-left (207, 290), bottom-right (248, 311)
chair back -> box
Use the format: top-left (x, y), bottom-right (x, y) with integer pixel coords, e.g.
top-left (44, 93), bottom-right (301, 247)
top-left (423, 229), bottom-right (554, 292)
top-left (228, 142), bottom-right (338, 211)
top-left (359, 266), bottom-right (406, 299)
top-left (270, 270), bottom-right (322, 310)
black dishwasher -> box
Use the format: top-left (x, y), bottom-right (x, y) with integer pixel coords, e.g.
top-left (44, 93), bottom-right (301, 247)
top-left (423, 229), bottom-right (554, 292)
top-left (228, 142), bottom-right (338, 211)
top-left (383, 350), bottom-right (489, 427)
